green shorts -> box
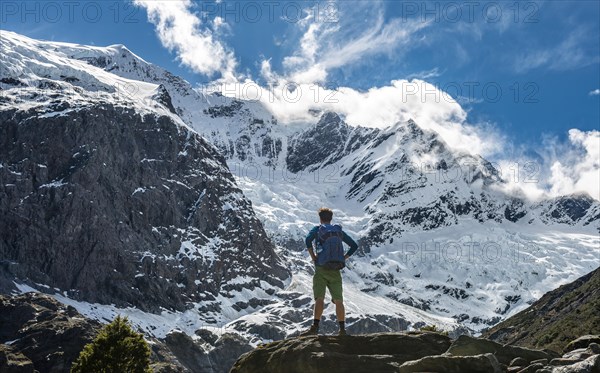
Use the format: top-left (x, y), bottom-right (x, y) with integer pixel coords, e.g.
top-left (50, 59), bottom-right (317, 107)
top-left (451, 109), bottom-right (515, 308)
top-left (313, 265), bottom-right (343, 301)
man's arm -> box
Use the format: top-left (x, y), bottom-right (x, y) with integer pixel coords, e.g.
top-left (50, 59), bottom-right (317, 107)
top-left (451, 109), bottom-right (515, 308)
top-left (307, 247), bottom-right (317, 262)
top-left (342, 231), bottom-right (358, 259)
top-left (305, 226), bottom-right (319, 262)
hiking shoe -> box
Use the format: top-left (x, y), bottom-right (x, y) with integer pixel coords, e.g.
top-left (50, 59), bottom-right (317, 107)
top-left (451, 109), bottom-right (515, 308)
top-left (338, 329), bottom-right (348, 337)
top-left (299, 325), bottom-right (319, 337)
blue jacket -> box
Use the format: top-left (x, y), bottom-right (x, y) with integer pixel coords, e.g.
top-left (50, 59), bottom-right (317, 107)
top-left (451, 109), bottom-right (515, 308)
top-left (305, 225), bottom-right (359, 257)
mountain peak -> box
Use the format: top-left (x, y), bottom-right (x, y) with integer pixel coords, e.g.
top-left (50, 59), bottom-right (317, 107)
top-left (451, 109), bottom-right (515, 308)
top-left (317, 111), bottom-right (343, 126)
top-left (406, 118), bottom-right (424, 136)
top-left (107, 43), bottom-right (128, 50)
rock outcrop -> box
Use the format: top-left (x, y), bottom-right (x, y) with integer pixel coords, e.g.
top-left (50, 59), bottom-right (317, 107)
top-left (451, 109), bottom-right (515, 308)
top-left (230, 332), bottom-right (452, 373)
top-left (164, 330), bottom-right (253, 373)
top-left (230, 332), bottom-right (600, 373)
top-left (447, 335), bottom-right (559, 365)
top-left (0, 293), bottom-right (102, 372)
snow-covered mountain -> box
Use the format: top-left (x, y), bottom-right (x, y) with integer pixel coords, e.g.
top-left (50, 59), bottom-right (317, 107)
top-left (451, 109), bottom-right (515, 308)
top-left (0, 30), bottom-right (289, 326)
top-left (1, 30), bottom-right (598, 350)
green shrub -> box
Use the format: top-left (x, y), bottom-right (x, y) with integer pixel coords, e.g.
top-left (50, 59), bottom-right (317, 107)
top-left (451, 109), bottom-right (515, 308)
top-left (71, 315), bottom-right (151, 373)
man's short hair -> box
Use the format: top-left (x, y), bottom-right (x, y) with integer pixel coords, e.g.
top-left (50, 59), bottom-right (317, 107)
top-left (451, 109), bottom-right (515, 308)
top-left (318, 207), bottom-right (333, 223)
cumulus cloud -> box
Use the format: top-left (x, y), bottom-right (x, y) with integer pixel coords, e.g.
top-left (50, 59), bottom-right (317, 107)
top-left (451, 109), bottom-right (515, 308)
top-left (590, 89), bottom-right (600, 96)
top-left (222, 78), bottom-right (502, 157)
top-left (549, 129), bottom-right (600, 200)
top-left (228, 75), bottom-right (598, 200)
top-left (495, 130), bottom-right (600, 201)
top-left (133, 0), bottom-right (236, 81)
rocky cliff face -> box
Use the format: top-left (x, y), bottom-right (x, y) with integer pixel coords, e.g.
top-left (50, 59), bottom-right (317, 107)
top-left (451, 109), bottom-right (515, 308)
top-left (286, 112), bottom-right (378, 173)
top-left (0, 103), bottom-right (288, 314)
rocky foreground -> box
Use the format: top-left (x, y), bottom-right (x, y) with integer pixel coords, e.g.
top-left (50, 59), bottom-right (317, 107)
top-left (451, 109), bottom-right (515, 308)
top-left (0, 293), bottom-right (253, 373)
top-left (1, 292), bottom-right (599, 373)
top-left (230, 332), bottom-right (600, 373)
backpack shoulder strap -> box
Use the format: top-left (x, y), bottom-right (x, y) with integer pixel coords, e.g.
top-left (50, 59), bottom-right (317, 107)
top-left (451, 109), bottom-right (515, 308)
top-left (318, 224), bottom-right (342, 242)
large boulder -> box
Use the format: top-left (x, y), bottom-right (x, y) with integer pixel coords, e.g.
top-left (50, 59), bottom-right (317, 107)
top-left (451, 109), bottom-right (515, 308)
top-left (447, 335), bottom-right (559, 365)
top-left (230, 332), bottom-right (452, 373)
top-left (397, 353), bottom-right (503, 373)
top-left (507, 338), bottom-right (600, 373)
top-left (565, 336), bottom-right (600, 353)
top-left (551, 354), bottom-right (600, 373)
top-left (230, 332), bottom-right (600, 373)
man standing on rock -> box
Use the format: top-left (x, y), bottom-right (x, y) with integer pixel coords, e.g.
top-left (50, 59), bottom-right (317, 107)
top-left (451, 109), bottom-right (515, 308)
top-left (300, 207), bottom-right (358, 336)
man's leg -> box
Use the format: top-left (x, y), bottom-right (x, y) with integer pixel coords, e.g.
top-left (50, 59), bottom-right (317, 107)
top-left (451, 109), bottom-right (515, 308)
top-left (300, 268), bottom-right (327, 336)
top-left (314, 297), bottom-right (325, 320)
top-left (313, 267), bottom-right (327, 326)
top-left (328, 270), bottom-right (347, 335)
top-left (333, 299), bottom-right (345, 322)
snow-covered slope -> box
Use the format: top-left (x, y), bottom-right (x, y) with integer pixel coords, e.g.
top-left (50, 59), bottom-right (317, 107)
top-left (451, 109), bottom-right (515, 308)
top-left (1, 30), bottom-right (598, 343)
top-left (0, 31), bottom-right (182, 121)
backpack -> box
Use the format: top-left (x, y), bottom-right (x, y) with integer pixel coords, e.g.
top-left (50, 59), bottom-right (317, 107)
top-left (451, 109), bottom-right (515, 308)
top-left (315, 224), bottom-right (345, 270)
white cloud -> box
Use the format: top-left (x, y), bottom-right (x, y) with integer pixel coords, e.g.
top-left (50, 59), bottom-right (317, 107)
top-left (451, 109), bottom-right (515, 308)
top-left (212, 16), bottom-right (230, 34)
top-left (276, 2), bottom-right (429, 84)
top-left (549, 129), bottom-right (600, 200)
top-left (133, 0), bottom-right (237, 81)
top-left (589, 89), bottom-right (600, 96)
top-left (496, 130), bottom-right (600, 201)
top-left (406, 67), bottom-right (442, 80)
top-left (222, 78), bottom-right (501, 157)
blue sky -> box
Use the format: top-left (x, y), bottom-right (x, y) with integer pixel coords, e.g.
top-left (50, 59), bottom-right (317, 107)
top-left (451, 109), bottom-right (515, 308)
top-left (1, 0), bottom-right (599, 154)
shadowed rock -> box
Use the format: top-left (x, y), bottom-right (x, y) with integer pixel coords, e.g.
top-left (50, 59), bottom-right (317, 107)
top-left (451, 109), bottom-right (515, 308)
top-left (230, 331), bottom-right (600, 373)
top-left (0, 346), bottom-right (35, 373)
top-left (0, 293), bottom-right (101, 373)
top-left (165, 330), bottom-right (253, 373)
top-left (565, 336), bottom-right (600, 353)
top-left (397, 352), bottom-right (503, 373)
top-left (446, 335), bottom-right (559, 365)
top-left (230, 332), bottom-right (452, 373)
